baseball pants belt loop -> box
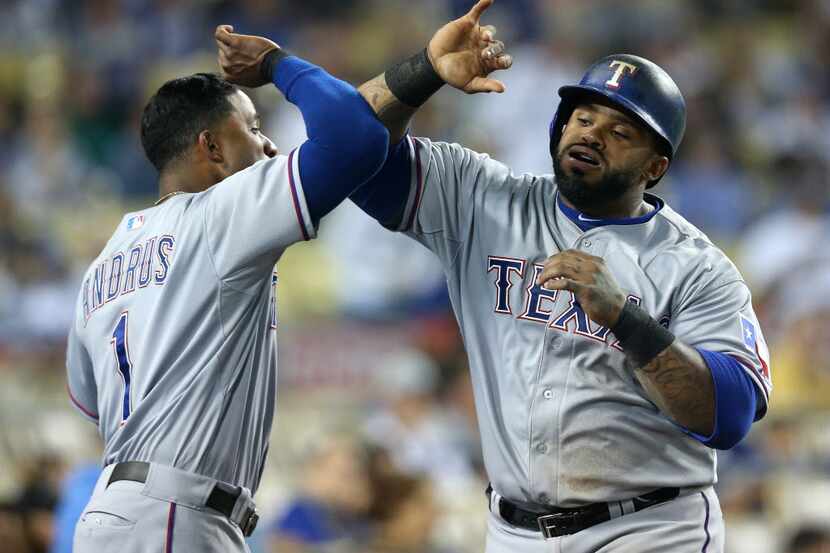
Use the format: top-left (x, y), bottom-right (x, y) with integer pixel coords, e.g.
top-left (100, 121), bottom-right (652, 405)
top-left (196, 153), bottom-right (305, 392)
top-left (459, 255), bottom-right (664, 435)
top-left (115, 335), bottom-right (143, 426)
top-left (108, 461), bottom-right (259, 537)
top-left (485, 484), bottom-right (679, 539)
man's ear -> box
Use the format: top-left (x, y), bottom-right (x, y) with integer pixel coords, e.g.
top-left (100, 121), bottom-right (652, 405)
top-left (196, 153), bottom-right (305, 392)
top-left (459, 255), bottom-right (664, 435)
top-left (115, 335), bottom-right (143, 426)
top-left (198, 130), bottom-right (224, 163)
top-left (644, 154), bottom-right (669, 182)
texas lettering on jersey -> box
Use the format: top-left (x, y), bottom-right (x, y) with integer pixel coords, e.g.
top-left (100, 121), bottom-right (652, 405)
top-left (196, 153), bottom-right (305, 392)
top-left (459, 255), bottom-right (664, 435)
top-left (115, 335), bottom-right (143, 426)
top-left (82, 234), bottom-right (175, 323)
top-left (488, 255), bottom-right (667, 351)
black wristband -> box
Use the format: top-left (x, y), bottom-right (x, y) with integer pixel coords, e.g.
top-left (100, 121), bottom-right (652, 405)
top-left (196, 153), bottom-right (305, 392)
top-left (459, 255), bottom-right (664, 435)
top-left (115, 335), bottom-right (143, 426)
top-left (260, 48), bottom-right (291, 84)
top-left (385, 48), bottom-right (445, 108)
top-left (610, 301), bottom-right (675, 367)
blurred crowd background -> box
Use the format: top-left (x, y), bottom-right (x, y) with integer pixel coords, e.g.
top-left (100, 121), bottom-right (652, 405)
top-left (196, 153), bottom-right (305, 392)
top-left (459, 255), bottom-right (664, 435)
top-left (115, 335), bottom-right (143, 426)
top-left (0, 0), bottom-right (829, 552)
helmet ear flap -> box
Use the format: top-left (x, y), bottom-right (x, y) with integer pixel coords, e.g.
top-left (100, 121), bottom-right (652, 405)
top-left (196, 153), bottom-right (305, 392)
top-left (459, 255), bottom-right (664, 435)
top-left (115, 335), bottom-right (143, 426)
top-left (549, 102), bottom-right (575, 158)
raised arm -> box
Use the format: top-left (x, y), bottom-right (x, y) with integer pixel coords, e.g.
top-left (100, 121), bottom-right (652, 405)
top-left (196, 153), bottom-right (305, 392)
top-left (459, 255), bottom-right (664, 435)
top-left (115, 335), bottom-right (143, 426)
top-left (215, 25), bottom-right (389, 224)
top-left (358, 0), bottom-right (513, 142)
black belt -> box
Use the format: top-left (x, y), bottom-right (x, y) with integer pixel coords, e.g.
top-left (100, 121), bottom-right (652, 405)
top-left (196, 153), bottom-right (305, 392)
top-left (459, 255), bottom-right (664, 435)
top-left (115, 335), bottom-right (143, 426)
top-left (487, 484), bottom-right (679, 538)
top-left (108, 461), bottom-right (259, 537)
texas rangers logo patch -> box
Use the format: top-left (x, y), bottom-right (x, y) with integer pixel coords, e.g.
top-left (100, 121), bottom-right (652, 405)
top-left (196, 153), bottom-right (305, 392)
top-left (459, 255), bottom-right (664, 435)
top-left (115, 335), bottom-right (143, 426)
top-left (126, 214), bottom-right (145, 231)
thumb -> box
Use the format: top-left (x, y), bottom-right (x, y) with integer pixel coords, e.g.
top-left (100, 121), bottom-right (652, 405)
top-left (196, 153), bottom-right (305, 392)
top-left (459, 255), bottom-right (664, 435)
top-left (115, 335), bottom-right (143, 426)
top-left (465, 0), bottom-right (494, 23)
top-left (465, 76), bottom-right (506, 94)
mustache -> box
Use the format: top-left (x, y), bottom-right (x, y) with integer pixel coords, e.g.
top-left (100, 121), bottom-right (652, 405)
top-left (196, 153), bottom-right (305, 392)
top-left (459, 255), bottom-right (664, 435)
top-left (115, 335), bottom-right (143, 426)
top-left (560, 143), bottom-right (606, 165)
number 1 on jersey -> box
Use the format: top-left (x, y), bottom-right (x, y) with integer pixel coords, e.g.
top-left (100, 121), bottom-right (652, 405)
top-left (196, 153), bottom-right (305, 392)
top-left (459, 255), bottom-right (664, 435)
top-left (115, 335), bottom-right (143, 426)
top-left (111, 312), bottom-right (134, 421)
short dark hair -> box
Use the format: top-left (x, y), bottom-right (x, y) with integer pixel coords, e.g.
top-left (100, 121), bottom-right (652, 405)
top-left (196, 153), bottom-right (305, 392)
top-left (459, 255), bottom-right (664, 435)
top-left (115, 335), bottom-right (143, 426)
top-left (140, 73), bottom-right (238, 172)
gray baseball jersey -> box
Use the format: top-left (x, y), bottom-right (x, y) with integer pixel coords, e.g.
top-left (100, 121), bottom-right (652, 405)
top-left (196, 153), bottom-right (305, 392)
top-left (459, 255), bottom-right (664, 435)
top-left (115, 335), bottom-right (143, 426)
top-left (66, 148), bottom-right (315, 494)
top-left (387, 136), bottom-right (772, 507)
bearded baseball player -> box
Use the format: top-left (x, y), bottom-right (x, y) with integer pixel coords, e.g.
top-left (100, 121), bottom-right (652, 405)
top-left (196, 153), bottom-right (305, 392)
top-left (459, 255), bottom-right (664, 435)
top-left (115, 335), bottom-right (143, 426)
top-left (352, 1), bottom-right (772, 551)
top-left (65, 27), bottom-right (391, 551)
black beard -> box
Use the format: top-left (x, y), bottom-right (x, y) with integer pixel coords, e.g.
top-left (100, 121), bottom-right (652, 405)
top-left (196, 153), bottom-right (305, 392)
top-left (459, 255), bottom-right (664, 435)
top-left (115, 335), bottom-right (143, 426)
top-left (553, 150), bottom-right (639, 212)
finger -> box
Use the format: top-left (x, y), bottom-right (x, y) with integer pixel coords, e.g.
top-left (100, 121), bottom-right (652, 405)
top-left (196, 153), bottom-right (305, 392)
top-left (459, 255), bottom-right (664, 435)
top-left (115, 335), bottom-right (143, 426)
top-left (537, 254), bottom-right (585, 280)
top-left (466, 0), bottom-right (494, 23)
top-left (537, 263), bottom-right (580, 286)
top-left (465, 76), bottom-right (506, 94)
top-left (217, 49), bottom-right (230, 67)
top-left (215, 25), bottom-right (232, 43)
top-left (215, 26), bottom-right (239, 48)
top-left (479, 24), bottom-right (498, 43)
top-left (490, 53), bottom-right (513, 71)
top-left (542, 277), bottom-right (582, 293)
top-left (217, 56), bottom-right (229, 77)
top-left (481, 40), bottom-right (505, 60)
top-left (216, 41), bottom-right (234, 60)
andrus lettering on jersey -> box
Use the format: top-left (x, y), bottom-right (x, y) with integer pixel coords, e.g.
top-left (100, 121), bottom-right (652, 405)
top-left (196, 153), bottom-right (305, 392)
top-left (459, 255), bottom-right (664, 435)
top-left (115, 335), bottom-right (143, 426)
top-left (83, 234), bottom-right (175, 323)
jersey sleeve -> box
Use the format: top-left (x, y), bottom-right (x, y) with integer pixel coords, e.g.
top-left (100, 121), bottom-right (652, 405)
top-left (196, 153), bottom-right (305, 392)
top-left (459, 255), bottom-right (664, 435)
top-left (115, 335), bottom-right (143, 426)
top-left (66, 319), bottom-right (99, 425)
top-left (397, 136), bottom-right (507, 265)
top-left (203, 148), bottom-right (316, 290)
top-left (668, 276), bottom-right (772, 419)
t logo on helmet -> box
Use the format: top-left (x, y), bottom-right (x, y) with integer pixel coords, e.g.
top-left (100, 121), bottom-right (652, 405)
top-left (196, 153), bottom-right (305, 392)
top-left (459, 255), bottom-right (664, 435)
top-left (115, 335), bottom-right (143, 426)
top-left (605, 60), bottom-right (638, 89)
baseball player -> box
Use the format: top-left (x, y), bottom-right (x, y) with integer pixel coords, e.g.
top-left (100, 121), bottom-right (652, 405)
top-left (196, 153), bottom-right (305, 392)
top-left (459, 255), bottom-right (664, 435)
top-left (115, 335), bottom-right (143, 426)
top-left (351, 1), bottom-right (772, 551)
top-left (65, 27), bottom-right (390, 552)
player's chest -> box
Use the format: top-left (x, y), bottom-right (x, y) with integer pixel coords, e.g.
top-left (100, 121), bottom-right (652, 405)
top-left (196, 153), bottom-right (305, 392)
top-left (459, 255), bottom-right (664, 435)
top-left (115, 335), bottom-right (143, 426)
top-left (466, 234), bottom-right (674, 349)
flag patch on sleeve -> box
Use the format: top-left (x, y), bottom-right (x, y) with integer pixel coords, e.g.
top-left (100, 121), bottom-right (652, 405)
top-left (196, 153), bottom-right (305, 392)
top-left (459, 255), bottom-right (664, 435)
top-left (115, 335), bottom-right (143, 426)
top-left (739, 314), bottom-right (757, 350)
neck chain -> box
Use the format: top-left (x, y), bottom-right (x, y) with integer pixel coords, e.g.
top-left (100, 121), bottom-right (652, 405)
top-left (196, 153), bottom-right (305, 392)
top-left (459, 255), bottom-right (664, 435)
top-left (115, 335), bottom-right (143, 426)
top-left (154, 190), bottom-right (185, 206)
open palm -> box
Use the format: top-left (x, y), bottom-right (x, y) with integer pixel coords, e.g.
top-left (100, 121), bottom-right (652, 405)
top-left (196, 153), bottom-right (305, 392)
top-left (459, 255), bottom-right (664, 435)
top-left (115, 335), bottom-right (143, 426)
top-left (428, 0), bottom-right (512, 94)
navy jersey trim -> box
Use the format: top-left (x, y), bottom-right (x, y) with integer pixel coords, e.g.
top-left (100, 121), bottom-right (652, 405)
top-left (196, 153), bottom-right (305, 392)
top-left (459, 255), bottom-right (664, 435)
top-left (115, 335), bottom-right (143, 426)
top-left (404, 137), bottom-right (424, 231)
top-left (556, 191), bottom-right (664, 231)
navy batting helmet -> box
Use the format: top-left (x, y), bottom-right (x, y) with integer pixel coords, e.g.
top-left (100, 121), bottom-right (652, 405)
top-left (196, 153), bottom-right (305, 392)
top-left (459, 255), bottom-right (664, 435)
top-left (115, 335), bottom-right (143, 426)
top-left (549, 54), bottom-right (686, 187)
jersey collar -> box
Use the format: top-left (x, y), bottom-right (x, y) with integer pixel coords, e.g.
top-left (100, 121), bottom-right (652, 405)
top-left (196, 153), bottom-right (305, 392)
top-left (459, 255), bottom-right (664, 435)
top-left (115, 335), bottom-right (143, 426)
top-left (556, 191), bottom-right (664, 232)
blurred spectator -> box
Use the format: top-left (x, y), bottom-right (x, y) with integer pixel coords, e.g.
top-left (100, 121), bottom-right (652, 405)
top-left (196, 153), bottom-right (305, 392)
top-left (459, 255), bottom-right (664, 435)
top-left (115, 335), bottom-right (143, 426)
top-left (786, 526), bottom-right (830, 553)
top-left (7, 454), bottom-right (62, 553)
top-left (363, 349), bottom-right (478, 492)
top-left (366, 448), bottom-right (446, 553)
top-left (0, 503), bottom-right (28, 553)
top-left (736, 154), bottom-right (830, 315)
top-left (267, 437), bottom-right (373, 553)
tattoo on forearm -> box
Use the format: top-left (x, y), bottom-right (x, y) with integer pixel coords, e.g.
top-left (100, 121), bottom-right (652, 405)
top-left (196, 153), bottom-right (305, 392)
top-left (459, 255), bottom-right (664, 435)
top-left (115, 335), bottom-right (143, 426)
top-left (632, 341), bottom-right (715, 436)
top-left (358, 74), bottom-right (418, 143)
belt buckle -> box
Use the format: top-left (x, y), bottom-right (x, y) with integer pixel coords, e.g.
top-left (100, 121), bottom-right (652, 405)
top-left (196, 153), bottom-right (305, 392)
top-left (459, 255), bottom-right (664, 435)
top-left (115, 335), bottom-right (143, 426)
top-left (240, 507), bottom-right (259, 537)
top-left (537, 512), bottom-right (578, 539)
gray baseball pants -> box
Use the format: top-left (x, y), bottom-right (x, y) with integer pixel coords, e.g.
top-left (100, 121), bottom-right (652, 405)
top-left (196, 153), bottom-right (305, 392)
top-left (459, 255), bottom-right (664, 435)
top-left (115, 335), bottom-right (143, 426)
top-left (74, 462), bottom-right (255, 553)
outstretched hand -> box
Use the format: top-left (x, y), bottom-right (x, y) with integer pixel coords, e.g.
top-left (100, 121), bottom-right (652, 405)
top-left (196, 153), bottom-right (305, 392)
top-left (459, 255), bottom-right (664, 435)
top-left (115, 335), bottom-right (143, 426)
top-left (215, 25), bottom-right (280, 87)
top-left (427, 0), bottom-right (513, 94)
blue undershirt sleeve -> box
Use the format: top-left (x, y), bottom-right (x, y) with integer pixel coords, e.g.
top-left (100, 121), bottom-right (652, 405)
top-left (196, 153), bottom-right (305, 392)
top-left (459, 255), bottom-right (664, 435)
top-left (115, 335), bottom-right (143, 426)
top-left (272, 56), bottom-right (389, 225)
top-left (686, 348), bottom-right (760, 450)
top-left (349, 136), bottom-right (413, 229)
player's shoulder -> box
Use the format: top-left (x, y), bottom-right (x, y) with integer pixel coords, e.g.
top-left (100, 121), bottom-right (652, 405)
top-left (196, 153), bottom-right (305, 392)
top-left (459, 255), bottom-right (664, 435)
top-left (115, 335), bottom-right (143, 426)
top-left (415, 136), bottom-right (555, 197)
top-left (650, 199), bottom-right (744, 285)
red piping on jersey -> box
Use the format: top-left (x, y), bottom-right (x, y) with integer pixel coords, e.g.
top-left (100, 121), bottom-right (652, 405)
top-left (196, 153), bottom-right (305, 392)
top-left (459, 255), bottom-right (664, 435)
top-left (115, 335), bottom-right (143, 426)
top-left (67, 384), bottom-right (98, 420)
top-left (405, 137), bottom-right (424, 231)
top-left (755, 343), bottom-right (770, 380)
top-left (165, 502), bottom-right (176, 553)
top-left (287, 149), bottom-right (310, 241)
top-left (726, 353), bottom-right (770, 402)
